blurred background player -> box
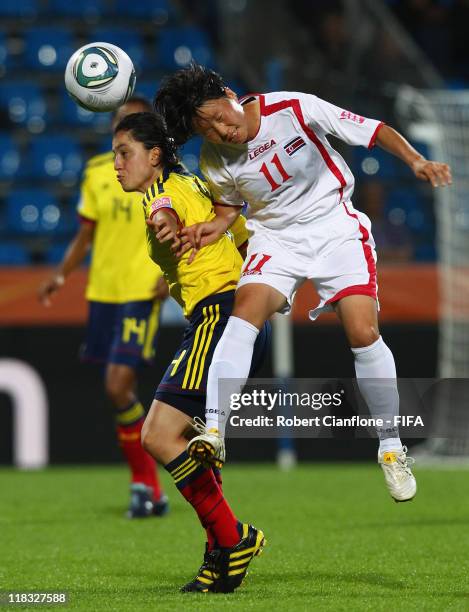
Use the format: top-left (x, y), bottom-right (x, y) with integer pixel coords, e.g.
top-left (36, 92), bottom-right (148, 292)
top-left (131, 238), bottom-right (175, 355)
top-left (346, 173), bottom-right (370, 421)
top-left (154, 64), bottom-right (452, 503)
top-left (112, 111), bottom-right (269, 593)
top-left (38, 97), bottom-right (168, 519)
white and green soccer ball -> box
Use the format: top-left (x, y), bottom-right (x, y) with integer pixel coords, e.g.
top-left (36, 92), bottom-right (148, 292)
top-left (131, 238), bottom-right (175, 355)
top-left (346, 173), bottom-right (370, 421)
top-left (64, 42), bottom-right (136, 112)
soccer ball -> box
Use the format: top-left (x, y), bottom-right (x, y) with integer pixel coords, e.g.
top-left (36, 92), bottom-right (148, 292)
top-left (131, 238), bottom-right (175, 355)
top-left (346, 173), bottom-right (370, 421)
top-left (64, 42), bottom-right (136, 112)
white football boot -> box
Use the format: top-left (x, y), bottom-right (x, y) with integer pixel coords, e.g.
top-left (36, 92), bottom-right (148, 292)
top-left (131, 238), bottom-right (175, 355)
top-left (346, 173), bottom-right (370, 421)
top-left (187, 417), bottom-right (226, 469)
top-left (378, 446), bottom-right (417, 502)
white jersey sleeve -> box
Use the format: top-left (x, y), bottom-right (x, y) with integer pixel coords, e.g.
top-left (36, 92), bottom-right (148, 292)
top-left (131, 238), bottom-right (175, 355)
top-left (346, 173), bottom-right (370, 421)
top-left (199, 141), bottom-right (245, 206)
top-left (299, 93), bottom-right (383, 149)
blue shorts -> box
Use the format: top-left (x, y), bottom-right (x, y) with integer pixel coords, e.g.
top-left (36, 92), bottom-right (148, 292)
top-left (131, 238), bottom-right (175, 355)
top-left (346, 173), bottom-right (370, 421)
top-left (155, 290), bottom-right (271, 419)
top-left (80, 299), bottom-right (161, 369)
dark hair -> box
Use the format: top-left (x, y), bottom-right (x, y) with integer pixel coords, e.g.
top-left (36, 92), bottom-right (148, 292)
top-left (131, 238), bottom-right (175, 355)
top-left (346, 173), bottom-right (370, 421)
top-left (154, 63), bottom-right (227, 145)
top-left (114, 112), bottom-right (179, 167)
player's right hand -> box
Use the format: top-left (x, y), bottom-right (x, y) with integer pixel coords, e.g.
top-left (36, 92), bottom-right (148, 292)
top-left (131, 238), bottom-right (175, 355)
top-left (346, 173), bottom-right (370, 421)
top-left (38, 274), bottom-right (65, 307)
top-left (177, 220), bottom-right (226, 264)
top-left (146, 217), bottom-right (181, 251)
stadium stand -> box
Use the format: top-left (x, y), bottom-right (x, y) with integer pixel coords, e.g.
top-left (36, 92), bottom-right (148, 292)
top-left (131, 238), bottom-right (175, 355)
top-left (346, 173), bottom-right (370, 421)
top-left (0, 1), bottom-right (440, 264)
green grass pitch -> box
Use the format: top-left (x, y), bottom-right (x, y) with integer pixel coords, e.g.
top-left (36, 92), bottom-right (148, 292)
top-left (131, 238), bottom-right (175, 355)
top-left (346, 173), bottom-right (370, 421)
top-left (1, 463), bottom-right (468, 611)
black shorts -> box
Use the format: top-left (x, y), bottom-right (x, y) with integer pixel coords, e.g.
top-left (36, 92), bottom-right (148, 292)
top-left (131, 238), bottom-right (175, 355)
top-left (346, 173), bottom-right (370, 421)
top-left (155, 290), bottom-right (270, 419)
top-left (80, 300), bottom-right (161, 369)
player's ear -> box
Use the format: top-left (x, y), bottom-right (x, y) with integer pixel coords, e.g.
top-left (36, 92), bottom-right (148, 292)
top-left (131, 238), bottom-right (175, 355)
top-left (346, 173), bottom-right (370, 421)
top-left (224, 87), bottom-right (238, 102)
top-left (150, 146), bottom-right (162, 166)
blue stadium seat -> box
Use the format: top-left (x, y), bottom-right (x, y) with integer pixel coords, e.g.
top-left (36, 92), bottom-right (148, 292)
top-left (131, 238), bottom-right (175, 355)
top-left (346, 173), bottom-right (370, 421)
top-left (91, 28), bottom-right (145, 70)
top-left (24, 135), bottom-right (84, 183)
top-left (157, 26), bottom-right (215, 71)
top-left (45, 242), bottom-right (69, 264)
top-left (0, 32), bottom-right (11, 72)
top-left (135, 80), bottom-right (159, 103)
top-left (0, 243), bottom-right (31, 264)
top-left (0, 133), bottom-right (21, 179)
top-left (0, 0), bottom-right (37, 17)
top-left (6, 189), bottom-right (67, 235)
top-left (0, 82), bottom-right (47, 131)
top-left (386, 188), bottom-right (425, 217)
top-left (49, 0), bottom-right (104, 18)
top-left (24, 27), bottom-right (74, 71)
top-left (114, 0), bottom-right (171, 22)
top-left (96, 137), bottom-right (112, 154)
top-left (59, 90), bottom-right (112, 132)
top-left (354, 145), bottom-right (399, 180)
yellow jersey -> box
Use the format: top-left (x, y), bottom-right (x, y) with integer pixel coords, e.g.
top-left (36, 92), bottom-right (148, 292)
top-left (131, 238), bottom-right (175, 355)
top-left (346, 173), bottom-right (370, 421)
top-left (143, 165), bottom-right (248, 317)
top-left (77, 151), bottom-right (162, 303)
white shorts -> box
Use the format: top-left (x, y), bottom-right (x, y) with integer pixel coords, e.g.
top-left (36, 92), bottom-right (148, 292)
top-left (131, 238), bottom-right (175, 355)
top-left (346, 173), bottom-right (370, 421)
top-left (237, 202), bottom-right (378, 320)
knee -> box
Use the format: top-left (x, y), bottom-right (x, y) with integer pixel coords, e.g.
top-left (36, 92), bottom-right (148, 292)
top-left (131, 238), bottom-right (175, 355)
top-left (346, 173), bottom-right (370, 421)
top-left (348, 324), bottom-right (380, 349)
top-left (105, 373), bottom-right (131, 407)
top-left (233, 285), bottom-right (283, 330)
top-left (141, 420), bottom-right (165, 462)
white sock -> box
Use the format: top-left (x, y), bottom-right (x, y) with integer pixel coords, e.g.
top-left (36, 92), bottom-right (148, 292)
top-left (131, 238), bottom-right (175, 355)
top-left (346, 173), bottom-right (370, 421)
top-left (352, 336), bottom-right (403, 452)
top-left (205, 316), bottom-right (259, 435)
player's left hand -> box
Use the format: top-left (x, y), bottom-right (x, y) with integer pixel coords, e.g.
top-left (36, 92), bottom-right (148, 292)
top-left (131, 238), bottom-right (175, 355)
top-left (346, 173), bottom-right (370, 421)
top-left (411, 159), bottom-right (452, 187)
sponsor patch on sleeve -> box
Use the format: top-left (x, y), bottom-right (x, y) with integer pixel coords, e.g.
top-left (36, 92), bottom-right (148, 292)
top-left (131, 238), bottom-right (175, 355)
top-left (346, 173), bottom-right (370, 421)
top-left (339, 110), bottom-right (365, 124)
top-left (150, 196), bottom-right (173, 215)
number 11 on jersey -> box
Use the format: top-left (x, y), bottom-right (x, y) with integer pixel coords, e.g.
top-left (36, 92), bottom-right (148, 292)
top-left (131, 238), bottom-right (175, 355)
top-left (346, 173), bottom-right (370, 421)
top-left (259, 154), bottom-right (292, 191)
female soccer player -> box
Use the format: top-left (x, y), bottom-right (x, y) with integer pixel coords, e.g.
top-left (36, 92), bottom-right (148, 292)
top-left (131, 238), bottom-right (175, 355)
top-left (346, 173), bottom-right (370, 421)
top-left (112, 111), bottom-right (268, 593)
top-left (39, 98), bottom-right (168, 519)
top-left (154, 64), bottom-right (452, 503)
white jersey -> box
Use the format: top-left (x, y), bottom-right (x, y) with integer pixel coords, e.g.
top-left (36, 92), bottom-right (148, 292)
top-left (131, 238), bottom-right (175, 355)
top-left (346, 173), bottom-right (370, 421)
top-left (200, 91), bottom-right (383, 234)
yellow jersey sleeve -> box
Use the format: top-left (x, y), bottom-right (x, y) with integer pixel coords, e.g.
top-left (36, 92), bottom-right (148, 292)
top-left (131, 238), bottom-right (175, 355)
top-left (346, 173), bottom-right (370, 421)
top-left (77, 153), bottom-right (112, 221)
top-left (145, 181), bottom-right (188, 225)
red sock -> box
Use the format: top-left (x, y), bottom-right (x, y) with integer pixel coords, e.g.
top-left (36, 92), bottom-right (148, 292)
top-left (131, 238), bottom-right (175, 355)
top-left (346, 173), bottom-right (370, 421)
top-left (212, 466), bottom-right (223, 491)
top-left (207, 467), bottom-right (223, 550)
top-left (166, 451), bottom-right (240, 548)
top-left (117, 414), bottom-right (162, 501)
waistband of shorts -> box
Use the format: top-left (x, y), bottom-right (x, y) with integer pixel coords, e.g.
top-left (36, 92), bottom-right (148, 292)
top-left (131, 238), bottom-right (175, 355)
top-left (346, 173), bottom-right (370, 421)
top-left (191, 290), bottom-right (235, 317)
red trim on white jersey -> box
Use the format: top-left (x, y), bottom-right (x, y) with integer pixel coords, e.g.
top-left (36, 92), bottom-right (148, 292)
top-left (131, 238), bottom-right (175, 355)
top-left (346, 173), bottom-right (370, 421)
top-left (259, 94), bottom-right (348, 197)
top-left (368, 121), bottom-right (385, 150)
top-left (325, 202), bottom-right (377, 305)
top-left (238, 93), bottom-right (259, 104)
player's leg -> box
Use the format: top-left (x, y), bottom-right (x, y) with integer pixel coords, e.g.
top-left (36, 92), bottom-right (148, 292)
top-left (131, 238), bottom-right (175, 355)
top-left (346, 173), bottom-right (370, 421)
top-left (149, 293), bottom-right (266, 592)
top-left (142, 399), bottom-right (265, 593)
top-left (334, 294), bottom-right (416, 501)
top-left (202, 236), bottom-right (302, 449)
top-left (309, 204), bottom-right (416, 501)
top-left (107, 299), bottom-right (167, 517)
top-left (104, 363), bottom-right (166, 516)
top-left (203, 282), bottom-right (285, 435)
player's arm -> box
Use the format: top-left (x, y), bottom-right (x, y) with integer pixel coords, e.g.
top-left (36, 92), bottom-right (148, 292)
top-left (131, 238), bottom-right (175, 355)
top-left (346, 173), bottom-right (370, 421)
top-left (375, 125), bottom-right (452, 187)
top-left (304, 94), bottom-right (452, 188)
top-left (38, 219), bottom-right (95, 306)
top-left (153, 275), bottom-right (170, 300)
top-left (177, 203), bottom-right (243, 262)
top-left (146, 208), bottom-right (181, 250)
